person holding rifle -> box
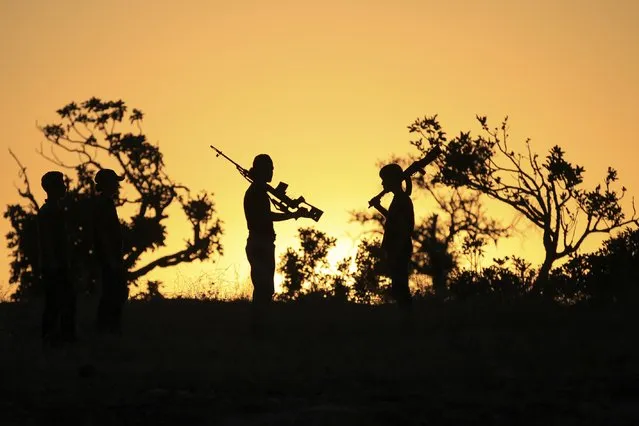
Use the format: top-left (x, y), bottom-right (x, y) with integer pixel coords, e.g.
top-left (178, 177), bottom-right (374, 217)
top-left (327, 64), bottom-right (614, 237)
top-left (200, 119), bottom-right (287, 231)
top-left (210, 145), bottom-right (322, 336)
top-left (367, 146), bottom-right (440, 328)
top-left (244, 154), bottom-right (309, 337)
top-left (369, 163), bottom-right (415, 327)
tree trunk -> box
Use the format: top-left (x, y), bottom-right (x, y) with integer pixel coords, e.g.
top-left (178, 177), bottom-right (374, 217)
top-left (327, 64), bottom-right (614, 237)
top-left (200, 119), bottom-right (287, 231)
top-left (431, 267), bottom-right (449, 299)
top-left (533, 255), bottom-right (555, 297)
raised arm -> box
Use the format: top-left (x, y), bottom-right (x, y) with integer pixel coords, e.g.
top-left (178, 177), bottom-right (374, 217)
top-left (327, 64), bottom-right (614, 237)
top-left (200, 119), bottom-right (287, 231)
top-left (369, 198), bottom-right (389, 219)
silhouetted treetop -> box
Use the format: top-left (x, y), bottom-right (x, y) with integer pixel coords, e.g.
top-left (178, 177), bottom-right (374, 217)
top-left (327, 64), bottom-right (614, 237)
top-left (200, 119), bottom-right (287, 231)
top-left (409, 114), bottom-right (638, 289)
top-left (5, 97), bottom-right (224, 300)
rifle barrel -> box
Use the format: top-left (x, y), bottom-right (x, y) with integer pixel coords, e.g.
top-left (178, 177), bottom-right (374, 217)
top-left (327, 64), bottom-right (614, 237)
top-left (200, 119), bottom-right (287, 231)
top-left (210, 145), bottom-right (323, 221)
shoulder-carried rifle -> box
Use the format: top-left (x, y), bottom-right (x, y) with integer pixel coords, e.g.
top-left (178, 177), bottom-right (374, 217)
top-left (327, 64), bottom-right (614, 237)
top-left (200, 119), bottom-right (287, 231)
top-left (368, 144), bottom-right (442, 208)
top-left (210, 145), bottom-right (324, 222)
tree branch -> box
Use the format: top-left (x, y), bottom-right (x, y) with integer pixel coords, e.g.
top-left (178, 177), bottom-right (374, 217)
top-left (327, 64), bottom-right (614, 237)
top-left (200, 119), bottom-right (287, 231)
top-left (9, 149), bottom-right (40, 211)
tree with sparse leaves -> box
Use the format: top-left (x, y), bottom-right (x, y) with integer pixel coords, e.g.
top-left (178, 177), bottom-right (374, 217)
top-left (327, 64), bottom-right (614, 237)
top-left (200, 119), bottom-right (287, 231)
top-left (4, 98), bottom-right (223, 301)
top-left (409, 114), bottom-right (638, 291)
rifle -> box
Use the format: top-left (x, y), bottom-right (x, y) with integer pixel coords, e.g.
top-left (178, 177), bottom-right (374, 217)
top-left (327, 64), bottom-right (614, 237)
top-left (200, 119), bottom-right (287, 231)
top-left (368, 144), bottom-right (442, 208)
top-left (210, 145), bottom-right (324, 222)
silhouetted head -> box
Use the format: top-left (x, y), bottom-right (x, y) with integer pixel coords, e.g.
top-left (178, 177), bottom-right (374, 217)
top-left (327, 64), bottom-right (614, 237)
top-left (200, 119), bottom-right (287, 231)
top-left (250, 154), bottom-right (273, 183)
top-left (379, 163), bottom-right (404, 193)
top-left (95, 169), bottom-right (125, 198)
top-left (41, 171), bottom-right (67, 200)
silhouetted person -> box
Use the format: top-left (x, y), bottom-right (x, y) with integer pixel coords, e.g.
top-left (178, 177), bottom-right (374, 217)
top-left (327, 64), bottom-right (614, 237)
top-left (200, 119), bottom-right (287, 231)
top-left (93, 169), bottom-right (127, 334)
top-left (369, 164), bottom-right (415, 326)
top-left (244, 154), bottom-right (304, 336)
top-left (37, 171), bottom-right (76, 346)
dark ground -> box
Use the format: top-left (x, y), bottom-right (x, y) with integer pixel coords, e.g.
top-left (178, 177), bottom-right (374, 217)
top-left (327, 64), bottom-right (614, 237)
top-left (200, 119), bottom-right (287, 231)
top-left (1, 297), bottom-right (638, 425)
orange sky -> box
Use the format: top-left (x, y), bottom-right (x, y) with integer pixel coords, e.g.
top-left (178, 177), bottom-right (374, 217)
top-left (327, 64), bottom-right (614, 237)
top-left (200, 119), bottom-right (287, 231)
top-left (1, 0), bottom-right (638, 298)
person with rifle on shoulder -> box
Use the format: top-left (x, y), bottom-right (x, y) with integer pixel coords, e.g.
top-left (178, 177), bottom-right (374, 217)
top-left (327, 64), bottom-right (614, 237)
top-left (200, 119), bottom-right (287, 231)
top-left (369, 163), bottom-right (415, 328)
top-left (368, 145), bottom-right (441, 330)
top-left (244, 154), bottom-right (309, 337)
top-left (210, 145), bottom-right (322, 337)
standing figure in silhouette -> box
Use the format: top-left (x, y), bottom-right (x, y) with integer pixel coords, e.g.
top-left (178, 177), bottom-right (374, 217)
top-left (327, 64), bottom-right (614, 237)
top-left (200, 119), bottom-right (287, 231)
top-left (369, 164), bottom-right (415, 324)
top-left (37, 171), bottom-right (76, 346)
top-left (93, 169), bottom-right (127, 334)
top-left (244, 154), bottom-right (304, 336)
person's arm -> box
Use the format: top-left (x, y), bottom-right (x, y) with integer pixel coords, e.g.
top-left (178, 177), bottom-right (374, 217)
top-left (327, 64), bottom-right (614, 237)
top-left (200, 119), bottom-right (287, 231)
top-left (270, 208), bottom-right (307, 222)
top-left (94, 203), bottom-right (121, 270)
top-left (35, 214), bottom-right (47, 274)
top-left (271, 211), bottom-right (295, 221)
top-left (368, 198), bottom-right (388, 218)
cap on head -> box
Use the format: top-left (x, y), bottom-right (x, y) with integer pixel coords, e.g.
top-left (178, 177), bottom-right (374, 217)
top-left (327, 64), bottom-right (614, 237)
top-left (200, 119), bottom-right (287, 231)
top-left (41, 171), bottom-right (65, 193)
top-left (379, 163), bottom-right (404, 184)
top-left (94, 169), bottom-right (125, 186)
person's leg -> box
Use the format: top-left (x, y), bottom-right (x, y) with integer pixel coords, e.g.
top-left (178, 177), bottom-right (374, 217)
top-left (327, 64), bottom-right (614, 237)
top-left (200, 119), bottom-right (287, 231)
top-left (96, 266), bottom-right (113, 333)
top-left (102, 267), bottom-right (127, 333)
top-left (246, 242), bottom-right (261, 335)
top-left (59, 275), bottom-right (77, 342)
top-left (392, 270), bottom-right (411, 306)
top-left (111, 274), bottom-right (128, 333)
top-left (390, 259), bottom-right (413, 330)
top-left (247, 239), bottom-right (275, 336)
top-left (41, 271), bottom-right (60, 342)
